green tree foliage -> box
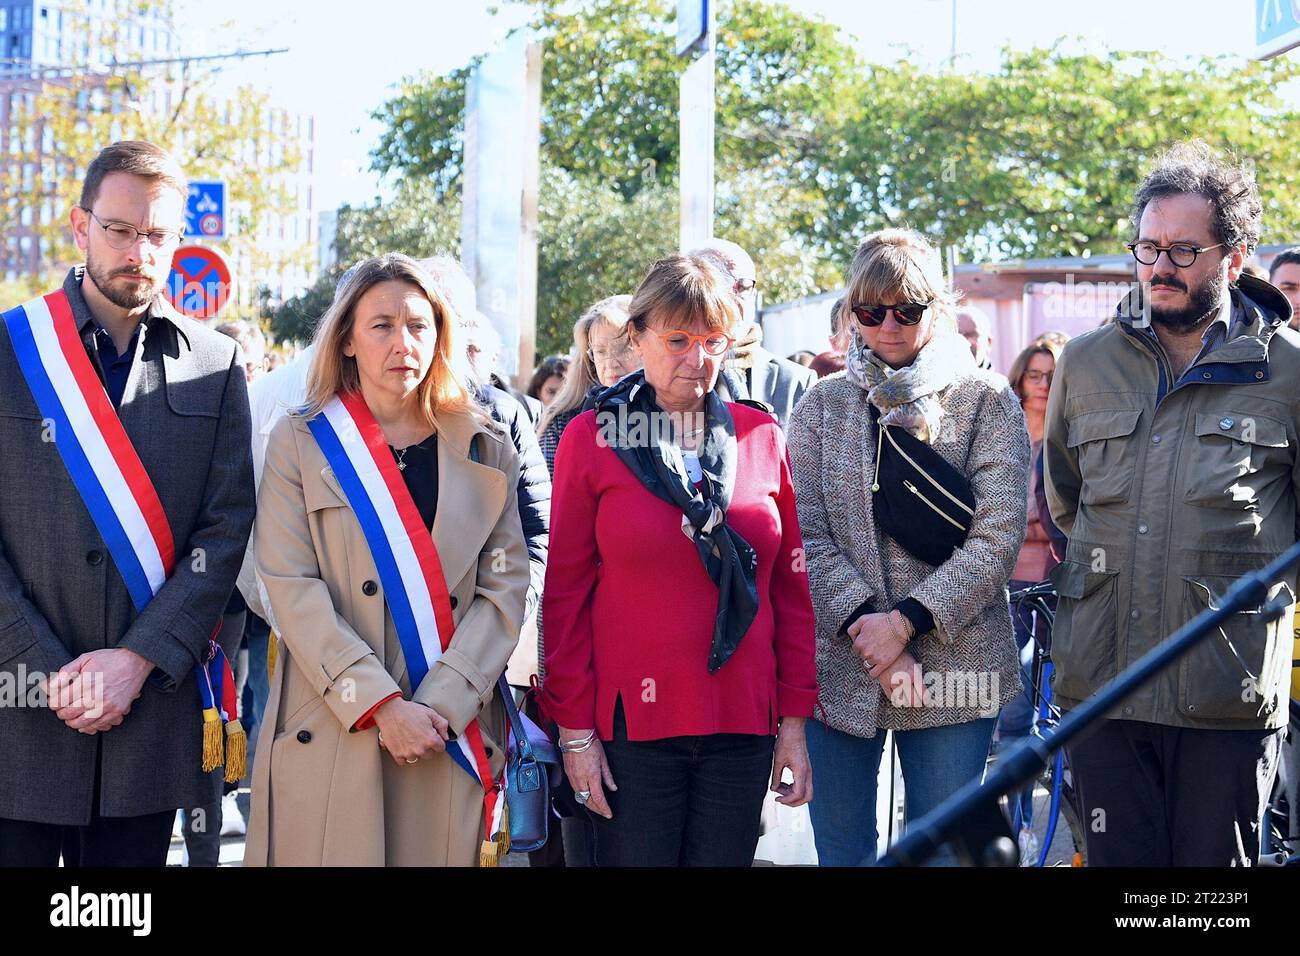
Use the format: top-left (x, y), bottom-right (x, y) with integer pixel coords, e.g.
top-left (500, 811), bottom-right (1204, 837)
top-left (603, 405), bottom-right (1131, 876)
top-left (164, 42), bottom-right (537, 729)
top-left (0, 1), bottom-right (310, 319)
top-left (360, 1), bottom-right (1300, 362)
top-left (265, 177), bottom-right (461, 343)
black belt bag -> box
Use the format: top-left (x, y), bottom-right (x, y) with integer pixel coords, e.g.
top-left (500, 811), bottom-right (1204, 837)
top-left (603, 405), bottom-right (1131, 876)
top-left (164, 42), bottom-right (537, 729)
top-left (870, 408), bottom-right (975, 567)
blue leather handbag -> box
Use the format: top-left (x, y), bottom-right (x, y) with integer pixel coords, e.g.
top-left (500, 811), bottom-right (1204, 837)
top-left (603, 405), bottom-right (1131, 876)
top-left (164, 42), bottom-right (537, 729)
top-left (497, 674), bottom-right (561, 853)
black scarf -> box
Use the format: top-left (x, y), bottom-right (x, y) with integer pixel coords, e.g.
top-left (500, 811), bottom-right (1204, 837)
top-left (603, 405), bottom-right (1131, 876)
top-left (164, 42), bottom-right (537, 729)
top-left (588, 371), bottom-right (759, 672)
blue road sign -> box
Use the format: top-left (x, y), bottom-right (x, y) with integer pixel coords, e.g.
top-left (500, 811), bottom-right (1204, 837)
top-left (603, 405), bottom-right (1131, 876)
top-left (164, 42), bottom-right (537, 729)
top-left (185, 181), bottom-right (226, 240)
top-left (1257, 1), bottom-right (1300, 59)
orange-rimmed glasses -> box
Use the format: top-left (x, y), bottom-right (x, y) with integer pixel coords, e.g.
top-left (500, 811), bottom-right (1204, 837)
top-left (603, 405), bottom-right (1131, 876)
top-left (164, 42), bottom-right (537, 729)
top-left (656, 330), bottom-right (734, 355)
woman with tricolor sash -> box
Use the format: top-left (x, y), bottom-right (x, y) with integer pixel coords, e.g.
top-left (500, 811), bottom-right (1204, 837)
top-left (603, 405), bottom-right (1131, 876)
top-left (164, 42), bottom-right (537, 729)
top-left (243, 254), bottom-right (530, 867)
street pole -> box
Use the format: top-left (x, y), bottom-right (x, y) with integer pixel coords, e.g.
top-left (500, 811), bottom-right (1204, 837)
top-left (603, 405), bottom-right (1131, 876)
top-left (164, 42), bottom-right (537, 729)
top-left (678, 0), bottom-right (715, 252)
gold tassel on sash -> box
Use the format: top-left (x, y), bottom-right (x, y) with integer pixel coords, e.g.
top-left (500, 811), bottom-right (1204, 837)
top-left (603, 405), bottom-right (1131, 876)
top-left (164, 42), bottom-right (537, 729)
top-left (223, 720), bottom-right (247, 783)
top-left (201, 707), bottom-right (224, 773)
top-left (267, 631), bottom-right (278, 681)
top-left (497, 802), bottom-right (511, 854)
top-left (478, 800), bottom-right (510, 866)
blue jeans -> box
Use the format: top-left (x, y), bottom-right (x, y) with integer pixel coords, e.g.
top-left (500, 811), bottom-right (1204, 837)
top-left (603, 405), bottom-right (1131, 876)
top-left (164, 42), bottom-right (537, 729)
top-left (806, 717), bottom-right (996, 866)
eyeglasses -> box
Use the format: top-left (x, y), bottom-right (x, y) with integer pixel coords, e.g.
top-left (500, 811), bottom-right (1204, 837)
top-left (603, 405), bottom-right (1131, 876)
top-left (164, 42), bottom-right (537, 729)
top-left (656, 330), bottom-right (735, 355)
top-left (734, 277), bottom-right (758, 294)
top-left (1023, 370), bottom-right (1053, 386)
top-left (850, 302), bottom-right (931, 327)
top-left (1127, 240), bottom-right (1226, 269)
top-left (587, 345), bottom-right (634, 364)
top-left (83, 208), bottom-right (183, 250)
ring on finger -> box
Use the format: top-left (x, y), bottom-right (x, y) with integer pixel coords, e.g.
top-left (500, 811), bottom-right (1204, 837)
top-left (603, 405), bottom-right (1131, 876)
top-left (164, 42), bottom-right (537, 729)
top-left (405, 757), bottom-right (419, 764)
top-left (575, 790), bottom-right (591, 805)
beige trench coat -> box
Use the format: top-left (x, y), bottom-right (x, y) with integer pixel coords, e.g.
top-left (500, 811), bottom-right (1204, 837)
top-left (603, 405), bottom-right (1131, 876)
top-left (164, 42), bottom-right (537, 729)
top-left (243, 403), bottom-right (529, 866)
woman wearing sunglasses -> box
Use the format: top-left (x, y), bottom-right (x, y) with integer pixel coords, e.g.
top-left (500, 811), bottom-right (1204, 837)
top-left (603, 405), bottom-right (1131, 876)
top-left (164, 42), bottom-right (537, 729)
top-left (787, 229), bottom-right (1029, 865)
top-left (541, 254), bottom-right (818, 866)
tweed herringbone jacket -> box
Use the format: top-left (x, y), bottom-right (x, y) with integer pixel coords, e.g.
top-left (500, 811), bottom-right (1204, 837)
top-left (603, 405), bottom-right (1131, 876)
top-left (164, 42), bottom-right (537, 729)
top-left (787, 369), bottom-right (1028, 738)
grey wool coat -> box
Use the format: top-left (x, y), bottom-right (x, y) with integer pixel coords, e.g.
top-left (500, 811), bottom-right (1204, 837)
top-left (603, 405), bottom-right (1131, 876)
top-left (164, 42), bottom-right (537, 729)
top-left (787, 368), bottom-right (1028, 738)
top-left (0, 267), bottom-right (254, 825)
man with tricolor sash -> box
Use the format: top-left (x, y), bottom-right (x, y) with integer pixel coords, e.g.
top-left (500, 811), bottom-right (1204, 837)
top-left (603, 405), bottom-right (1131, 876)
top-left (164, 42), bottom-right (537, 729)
top-left (0, 141), bottom-right (254, 866)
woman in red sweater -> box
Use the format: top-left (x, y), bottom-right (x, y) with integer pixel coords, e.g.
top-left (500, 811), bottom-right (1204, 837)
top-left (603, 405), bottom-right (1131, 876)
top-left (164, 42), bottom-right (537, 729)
top-left (542, 254), bottom-right (818, 866)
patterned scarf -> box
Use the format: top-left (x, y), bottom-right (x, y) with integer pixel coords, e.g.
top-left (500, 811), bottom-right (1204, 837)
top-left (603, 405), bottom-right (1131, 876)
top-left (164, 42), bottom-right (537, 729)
top-left (844, 327), bottom-right (975, 443)
top-left (590, 370), bottom-right (759, 673)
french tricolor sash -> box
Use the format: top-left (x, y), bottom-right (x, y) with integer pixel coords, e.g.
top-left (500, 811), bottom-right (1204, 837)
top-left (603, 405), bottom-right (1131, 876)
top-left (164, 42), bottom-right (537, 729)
top-left (307, 391), bottom-right (507, 863)
top-left (2, 290), bottom-right (245, 781)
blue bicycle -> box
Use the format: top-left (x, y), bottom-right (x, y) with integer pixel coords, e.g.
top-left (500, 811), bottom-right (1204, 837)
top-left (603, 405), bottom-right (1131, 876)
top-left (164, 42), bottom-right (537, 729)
top-left (996, 582), bottom-right (1087, 867)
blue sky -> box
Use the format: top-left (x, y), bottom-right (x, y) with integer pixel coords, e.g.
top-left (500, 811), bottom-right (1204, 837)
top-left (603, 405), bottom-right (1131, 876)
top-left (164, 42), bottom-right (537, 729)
top-left (178, 0), bottom-right (1268, 212)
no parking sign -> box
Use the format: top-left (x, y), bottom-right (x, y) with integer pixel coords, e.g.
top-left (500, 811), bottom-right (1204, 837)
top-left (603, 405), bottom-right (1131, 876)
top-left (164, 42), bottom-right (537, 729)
top-left (165, 245), bottom-right (234, 320)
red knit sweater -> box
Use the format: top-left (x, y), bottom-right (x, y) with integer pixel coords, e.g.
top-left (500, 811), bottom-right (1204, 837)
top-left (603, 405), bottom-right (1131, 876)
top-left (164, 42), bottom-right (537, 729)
top-left (541, 405), bottom-right (818, 741)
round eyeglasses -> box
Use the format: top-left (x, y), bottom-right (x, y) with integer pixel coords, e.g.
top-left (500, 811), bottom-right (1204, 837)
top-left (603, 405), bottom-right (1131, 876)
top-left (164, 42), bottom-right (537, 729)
top-left (1127, 240), bottom-right (1226, 269)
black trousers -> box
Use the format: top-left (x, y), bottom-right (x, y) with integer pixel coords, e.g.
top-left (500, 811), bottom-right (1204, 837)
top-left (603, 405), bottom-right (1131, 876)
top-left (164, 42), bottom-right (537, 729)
top-left (1066, 718), bottom-right (1285, 866)
top-left (590, 701), bottom-right (774, 867)
top-left (0, 744), bottom-right (174, 867)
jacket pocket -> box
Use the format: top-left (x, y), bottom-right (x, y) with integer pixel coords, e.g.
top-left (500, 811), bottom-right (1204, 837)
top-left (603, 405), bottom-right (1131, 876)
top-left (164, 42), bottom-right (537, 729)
top-left (1049, 559), bottom-right (1120, 702)
top-left (267, 697), bottom-right (335, 860)
top-left (0, 618), bottom-right (36, 668)
top-left (1184, 412), bottom-right (1288, 509)
top-left (1176, 574), bottom-right (1288, 721)
top-left (1066, 408), bottom-right (1143, 506)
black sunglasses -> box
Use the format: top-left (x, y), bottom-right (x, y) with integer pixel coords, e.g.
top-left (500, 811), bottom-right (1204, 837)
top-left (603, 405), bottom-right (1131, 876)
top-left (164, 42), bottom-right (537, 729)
top-left (851, 302), bottom-right (931, 327)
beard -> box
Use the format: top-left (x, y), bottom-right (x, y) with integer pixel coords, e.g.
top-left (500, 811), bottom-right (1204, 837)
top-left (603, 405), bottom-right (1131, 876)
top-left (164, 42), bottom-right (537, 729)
top-left (1148, 269), bottom-right (1225, 333)
top-left (85, 250), bottom-right (167, 311)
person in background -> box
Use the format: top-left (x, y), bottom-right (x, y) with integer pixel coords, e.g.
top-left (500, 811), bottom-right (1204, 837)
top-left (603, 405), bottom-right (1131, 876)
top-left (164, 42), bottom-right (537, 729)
top-left (419, 256), bottom-right (550, 628)
top-left (788, 350), bottom-right (816, 368)
top-left (994, 334), bottom-right (1065, 864)
top-left (691, 239), bottom-right (817, 430)
top-left (1268, 247), bottom-right (1300, 331)
top-left (955, 305), bottom-right (995, 371)
top-left (216, 319), bottom-right (269, 383)
top-left (788, 228), bottom-right (1026, 866)
top-left (178, 320), bottom-right (273, 863)
top-left (537, 295), bottom-right (637, 473)
top-left (528, 355), bottom-right (570, 409)
top-left (530, 293), bottom-right (636, 868)
top-left (543, 254), bottom-right (817, 866)
top-left (809, 352), bottom-right (845, 378)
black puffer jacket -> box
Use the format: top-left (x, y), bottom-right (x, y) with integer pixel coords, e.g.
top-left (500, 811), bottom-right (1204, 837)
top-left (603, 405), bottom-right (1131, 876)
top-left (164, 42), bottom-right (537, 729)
top-left (478, 383), bottom-right (550, 622)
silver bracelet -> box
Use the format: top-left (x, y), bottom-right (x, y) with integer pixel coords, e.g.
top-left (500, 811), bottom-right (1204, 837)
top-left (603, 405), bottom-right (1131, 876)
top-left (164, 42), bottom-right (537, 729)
top-left (558, 730), bottom-right (597, 754)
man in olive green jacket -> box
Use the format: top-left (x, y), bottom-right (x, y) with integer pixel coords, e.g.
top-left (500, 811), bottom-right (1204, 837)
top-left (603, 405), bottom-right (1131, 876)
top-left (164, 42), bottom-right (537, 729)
top-left (1045, 141), bottom-right (1294, 866)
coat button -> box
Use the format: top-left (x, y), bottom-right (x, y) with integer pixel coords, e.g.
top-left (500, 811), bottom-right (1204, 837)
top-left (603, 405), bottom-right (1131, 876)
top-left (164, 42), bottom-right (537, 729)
top-left (362, 580), bottom-right (378, 596)
top-left (1151, 434), bottom-right (1161, 444)
top-left (450, 596), bottom-right (458, 610)
top-left (1255, 371), bottom-right (1265, 380)
top-left (1130, 608), bottom-right (1140, 620)
top-left (1202, 371), bottom-right (1212, 380)
top-left (296, 730), bottom-right (312, 743)
top-left (1137, 523), bottom-right (1149, 534)
top-left (1219, 418), bottom-right (1234, 430)
top-left (85, 550), bottom-right (104, 566)
top-left (1122, 705), bottom-right (1134, 716)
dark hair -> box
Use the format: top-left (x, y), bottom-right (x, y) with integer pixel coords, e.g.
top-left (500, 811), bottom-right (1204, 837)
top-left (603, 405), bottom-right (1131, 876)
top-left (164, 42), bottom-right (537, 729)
top-left (1131, 140), bottom-right (1262, 256)
top-left (79, 141), bottom-right (188, 211)
top-left (1269, 247), bottom-right (1300, 279)
top-left (527, 354), bottom-right (570, 400)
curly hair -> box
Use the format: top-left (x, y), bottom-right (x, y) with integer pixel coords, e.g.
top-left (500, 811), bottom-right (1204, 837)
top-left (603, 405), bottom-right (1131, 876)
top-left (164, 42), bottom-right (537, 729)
top-left (1131, 140), bottom-right (1263, 256)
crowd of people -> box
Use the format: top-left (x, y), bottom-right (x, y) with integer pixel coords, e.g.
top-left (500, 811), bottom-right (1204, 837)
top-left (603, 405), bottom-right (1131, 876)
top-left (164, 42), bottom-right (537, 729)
top-left (0, 136), bottom-right (1295, 869)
